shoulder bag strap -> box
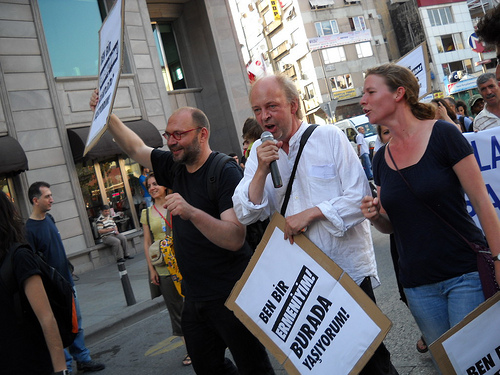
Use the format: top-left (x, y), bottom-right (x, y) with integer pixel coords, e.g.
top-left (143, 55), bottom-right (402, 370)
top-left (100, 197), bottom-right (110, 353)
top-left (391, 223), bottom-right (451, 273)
top-left (386, 143), bottom-right (475, 249)
top-left (281, 125), bottom-right (319, 216)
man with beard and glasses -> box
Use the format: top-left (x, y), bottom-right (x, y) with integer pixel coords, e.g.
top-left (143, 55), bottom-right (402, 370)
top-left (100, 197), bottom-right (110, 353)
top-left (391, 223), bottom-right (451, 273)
top-left (89, 91), bottom-right (274, 375)
top-left (473, 72), bottom-right (500, 131)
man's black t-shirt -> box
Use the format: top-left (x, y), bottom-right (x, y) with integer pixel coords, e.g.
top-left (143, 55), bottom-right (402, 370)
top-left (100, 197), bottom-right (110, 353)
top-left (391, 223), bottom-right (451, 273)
top-left (373, 120), bottom-right (486, 288)
top-left (0, 247), bottom-right (53, 374)
top-left (151, 150), bottom-right (252, 301)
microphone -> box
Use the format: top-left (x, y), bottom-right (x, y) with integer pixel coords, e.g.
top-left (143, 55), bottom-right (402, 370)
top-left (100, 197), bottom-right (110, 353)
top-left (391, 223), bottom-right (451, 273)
top-left (261, 131), bottom-right (283, 188)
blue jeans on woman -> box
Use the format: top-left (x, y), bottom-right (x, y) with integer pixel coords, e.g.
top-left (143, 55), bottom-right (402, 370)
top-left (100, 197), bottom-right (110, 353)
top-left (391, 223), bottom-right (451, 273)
top-left (404, 271), bottom-right (484, 346)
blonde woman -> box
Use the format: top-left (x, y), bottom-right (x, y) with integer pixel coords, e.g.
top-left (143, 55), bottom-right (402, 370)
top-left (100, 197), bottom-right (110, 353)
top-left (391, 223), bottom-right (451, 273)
top-left (141, 173), bottom-right (190, 366)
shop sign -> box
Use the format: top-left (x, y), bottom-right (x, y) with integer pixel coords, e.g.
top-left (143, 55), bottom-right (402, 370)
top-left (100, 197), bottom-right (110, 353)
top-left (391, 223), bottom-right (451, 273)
top-left (332, 88), bottom-right (357, 101)
top-left (447, 77), bottom-right (477, 94)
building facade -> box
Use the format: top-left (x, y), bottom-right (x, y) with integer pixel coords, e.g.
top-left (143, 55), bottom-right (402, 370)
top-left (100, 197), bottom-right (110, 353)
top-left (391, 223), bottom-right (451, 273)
top-left (0, 0), bottom-right (252, 272)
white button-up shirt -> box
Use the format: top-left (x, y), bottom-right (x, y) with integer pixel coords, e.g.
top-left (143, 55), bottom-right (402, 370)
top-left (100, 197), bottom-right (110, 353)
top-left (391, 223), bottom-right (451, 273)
top-left (233, 122), bottom-right (379, 286)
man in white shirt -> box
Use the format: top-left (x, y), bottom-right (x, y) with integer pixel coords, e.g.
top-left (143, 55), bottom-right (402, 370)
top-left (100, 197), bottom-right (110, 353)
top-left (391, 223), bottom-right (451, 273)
top-left (232, 74), bottom-right (398, 375)
top-left (356, 126), bottom-right (373, 179)
top-left (473, 73), bottom-right (500, 131)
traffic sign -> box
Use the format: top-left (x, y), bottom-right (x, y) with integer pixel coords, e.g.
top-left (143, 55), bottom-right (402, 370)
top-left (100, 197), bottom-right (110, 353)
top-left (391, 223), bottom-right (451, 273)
top-left (468, 33), bottom-right (485, 53)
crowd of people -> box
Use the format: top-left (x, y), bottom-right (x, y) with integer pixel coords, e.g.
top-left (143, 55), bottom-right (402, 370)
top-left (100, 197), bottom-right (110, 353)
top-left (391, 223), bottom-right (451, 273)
top-left (2, 5), bottom-right (500, 375)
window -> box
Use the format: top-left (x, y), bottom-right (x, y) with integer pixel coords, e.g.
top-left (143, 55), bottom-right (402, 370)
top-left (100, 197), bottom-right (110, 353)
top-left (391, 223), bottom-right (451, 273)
top-left (442, 59), bottom-right (474, 78)
top-left (38, 0), bottom-right (131, 77)
top-left (349, 16), bottom-right (366, 31)
top-left (77, 157), bottom-right (143, 244)
top-left (315, 20), bottom-right (339, 36)
top-left (355, 42), bottom-right (373, 58)
top-left (0, 177), bottom-right (17, 205)
top-left (322, 47), bottom-right (346, 64)
top-left (304, 83), bottom-right (316, 100)
top-left (436, 33), bottom-right (464, 53)
top-left (153, 23), bottom-right (186, 90)
top-left (427, 7), bottom-right (453, 27)
top-left (330, 74), bottom-right (353, 91)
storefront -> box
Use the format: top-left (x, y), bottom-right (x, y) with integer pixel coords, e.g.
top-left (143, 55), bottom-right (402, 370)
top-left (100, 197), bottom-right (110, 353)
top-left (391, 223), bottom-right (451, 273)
top-left (67, 120), bottom-right (163, 244)
top-left (0, 136), bottom-right (29, 207)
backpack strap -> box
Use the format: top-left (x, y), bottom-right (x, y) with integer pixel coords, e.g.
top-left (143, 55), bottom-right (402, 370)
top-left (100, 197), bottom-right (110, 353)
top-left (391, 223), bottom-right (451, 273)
top-left (207, 152), bottom-right (241, 203)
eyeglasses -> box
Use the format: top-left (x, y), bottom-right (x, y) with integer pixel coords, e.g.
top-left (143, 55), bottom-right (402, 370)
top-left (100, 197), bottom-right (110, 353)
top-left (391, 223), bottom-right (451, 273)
top-left (162, 127), bottom-right (202, 141)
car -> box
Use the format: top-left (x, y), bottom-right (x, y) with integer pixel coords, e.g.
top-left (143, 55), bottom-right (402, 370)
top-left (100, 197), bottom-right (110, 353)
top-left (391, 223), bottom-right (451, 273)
top-left (334, 115), bottom-right (378, 158)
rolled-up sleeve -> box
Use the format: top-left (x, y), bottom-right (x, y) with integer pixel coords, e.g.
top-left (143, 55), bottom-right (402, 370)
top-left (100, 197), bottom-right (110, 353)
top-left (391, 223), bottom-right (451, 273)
top-left (233, 142), bottom-right (274, 224)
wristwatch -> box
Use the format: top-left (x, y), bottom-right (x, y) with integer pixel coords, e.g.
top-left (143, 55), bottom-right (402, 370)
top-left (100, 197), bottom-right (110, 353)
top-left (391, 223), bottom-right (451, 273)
top-left (52, 370), bottom-right (70, 375)
top-left (493, 254), bottom-right (499, 262)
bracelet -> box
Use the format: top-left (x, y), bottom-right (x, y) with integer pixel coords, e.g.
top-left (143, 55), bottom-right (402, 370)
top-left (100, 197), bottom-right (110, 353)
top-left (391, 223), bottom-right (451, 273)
top-left (52, 370), bottom-right (70, 375)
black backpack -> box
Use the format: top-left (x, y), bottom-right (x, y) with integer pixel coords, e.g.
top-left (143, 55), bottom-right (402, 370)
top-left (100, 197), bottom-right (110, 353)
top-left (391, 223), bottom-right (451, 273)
top-left (207, 152), bottom-right (269, 251)
top-left (0, 243), bottom-right (78, 347)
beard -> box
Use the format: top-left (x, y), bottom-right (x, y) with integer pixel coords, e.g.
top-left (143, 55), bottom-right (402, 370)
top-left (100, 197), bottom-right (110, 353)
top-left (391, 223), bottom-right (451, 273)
top-left (172, 137), bottom-right (201, 165)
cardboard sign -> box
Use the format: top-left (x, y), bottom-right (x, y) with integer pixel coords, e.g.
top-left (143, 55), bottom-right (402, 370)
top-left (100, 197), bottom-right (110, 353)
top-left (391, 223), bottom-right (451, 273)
top-left (84, 0), bottom-right (124, 156)
top-left (430, 292), bottom-right (500, 374)
top-left (226, 214), bottom-right (392, 375)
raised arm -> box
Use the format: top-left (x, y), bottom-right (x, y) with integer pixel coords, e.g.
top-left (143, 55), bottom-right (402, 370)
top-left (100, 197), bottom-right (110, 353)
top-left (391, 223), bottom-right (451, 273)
top-left (89, 89), bottom-right (153, 169)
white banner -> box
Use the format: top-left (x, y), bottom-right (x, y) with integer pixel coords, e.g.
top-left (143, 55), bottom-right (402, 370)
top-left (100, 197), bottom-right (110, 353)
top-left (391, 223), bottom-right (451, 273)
top-left (85, 0), bottom-right (124, 156)
top-left (308, 29), bottom-right (372, 51)
top-left (463, 127), bottom-right (500, 227)
top-left (396, 43), bottom-right (429, 99)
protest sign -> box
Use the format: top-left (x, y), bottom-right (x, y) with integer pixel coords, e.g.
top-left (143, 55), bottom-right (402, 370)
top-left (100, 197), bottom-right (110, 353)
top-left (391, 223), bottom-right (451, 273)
top-left (430, 292), bottom-right (500, 374)
top-left (463, 127), bottom-right (500, 227)
top-left (226, 213), bottom-right (392, 375)
top-left (395, 41), bottom-right (431, 99)
top-left (84, 0), bottom-right (124, 156)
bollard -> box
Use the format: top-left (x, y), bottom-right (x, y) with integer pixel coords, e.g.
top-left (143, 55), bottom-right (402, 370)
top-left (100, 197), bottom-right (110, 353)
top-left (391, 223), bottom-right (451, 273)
top-left (117, 261), bottom-right (136, 306)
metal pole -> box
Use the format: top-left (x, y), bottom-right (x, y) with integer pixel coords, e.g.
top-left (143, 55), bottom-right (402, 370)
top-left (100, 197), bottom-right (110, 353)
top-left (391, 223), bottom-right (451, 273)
top-left (117, 261), bottom-right (136, 306)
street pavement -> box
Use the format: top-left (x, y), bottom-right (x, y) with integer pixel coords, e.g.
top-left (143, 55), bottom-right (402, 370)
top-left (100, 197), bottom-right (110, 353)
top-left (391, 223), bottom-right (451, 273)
top-left (76, 228), bottom-right (439, 374)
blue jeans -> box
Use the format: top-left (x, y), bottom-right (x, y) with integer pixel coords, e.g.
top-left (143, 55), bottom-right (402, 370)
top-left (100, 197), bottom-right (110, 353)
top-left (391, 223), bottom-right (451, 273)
top-left (182, 298), bottom-right (275, 375)
top-left (404, 271), bottom-right (484, 345)
top-left (65, 287), bottom-right (91, 370)
top-left (360, 153), bottom-right (373, 180)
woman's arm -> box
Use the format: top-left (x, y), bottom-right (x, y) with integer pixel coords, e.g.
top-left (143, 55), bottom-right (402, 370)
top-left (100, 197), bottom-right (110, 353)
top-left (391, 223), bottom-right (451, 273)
top-left (454, 154), bottom-right (500, 284)
top-left (24, 274), bottom-right (67, 372)
top-left (142, 223), bottom-right (159, 285)
top-left (360, 186), bottom-right (394, 234)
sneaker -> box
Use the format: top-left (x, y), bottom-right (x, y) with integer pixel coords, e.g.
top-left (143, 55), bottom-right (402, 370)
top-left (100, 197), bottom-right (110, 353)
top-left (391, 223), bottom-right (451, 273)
top-left (124, 255), bottom-right (134, 260)
top-left (76, 360), bottom-right (105, 372)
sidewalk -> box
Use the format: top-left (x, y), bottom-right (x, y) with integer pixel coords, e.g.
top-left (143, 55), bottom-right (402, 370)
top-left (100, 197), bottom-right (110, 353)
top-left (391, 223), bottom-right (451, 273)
top-left (75, 249), bottom-right (164, 346)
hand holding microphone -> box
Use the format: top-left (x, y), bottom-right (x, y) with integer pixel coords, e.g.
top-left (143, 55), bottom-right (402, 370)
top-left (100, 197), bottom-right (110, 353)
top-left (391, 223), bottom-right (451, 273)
top-left (260, 131), bottom-right (283, 188)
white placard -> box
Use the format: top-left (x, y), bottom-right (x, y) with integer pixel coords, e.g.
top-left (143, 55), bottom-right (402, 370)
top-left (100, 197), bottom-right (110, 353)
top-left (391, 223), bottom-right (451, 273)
top-left (84, 0), bottom-right (124, 156)
top-left (227, 214), bottom-right (392, 375)
top-left (396, 42), bottom-right (430, 99)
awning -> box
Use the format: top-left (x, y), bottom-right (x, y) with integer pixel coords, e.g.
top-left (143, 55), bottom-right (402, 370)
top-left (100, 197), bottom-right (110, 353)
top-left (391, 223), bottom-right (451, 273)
top-left (67, 120), bottom-right (163, 163)
top-left (0, 136), bottom-right (28, 176)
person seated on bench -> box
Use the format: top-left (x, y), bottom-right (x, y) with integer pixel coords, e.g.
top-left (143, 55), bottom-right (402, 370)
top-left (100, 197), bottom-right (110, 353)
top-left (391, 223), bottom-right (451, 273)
top-left (96, 205), bottom-right (134, 263)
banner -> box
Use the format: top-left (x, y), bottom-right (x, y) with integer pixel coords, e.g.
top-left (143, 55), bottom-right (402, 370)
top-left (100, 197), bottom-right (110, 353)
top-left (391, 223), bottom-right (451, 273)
top-left (308, 29), bottom-right (372, 51)
top-left (84, 0), bottom-right (124, 156)
top-left (226, 214), bottom-right (392, 375)
top-left (463, 127), bottom-right (500, 227)
top-left (395, 42), bottom-right (431, 99)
